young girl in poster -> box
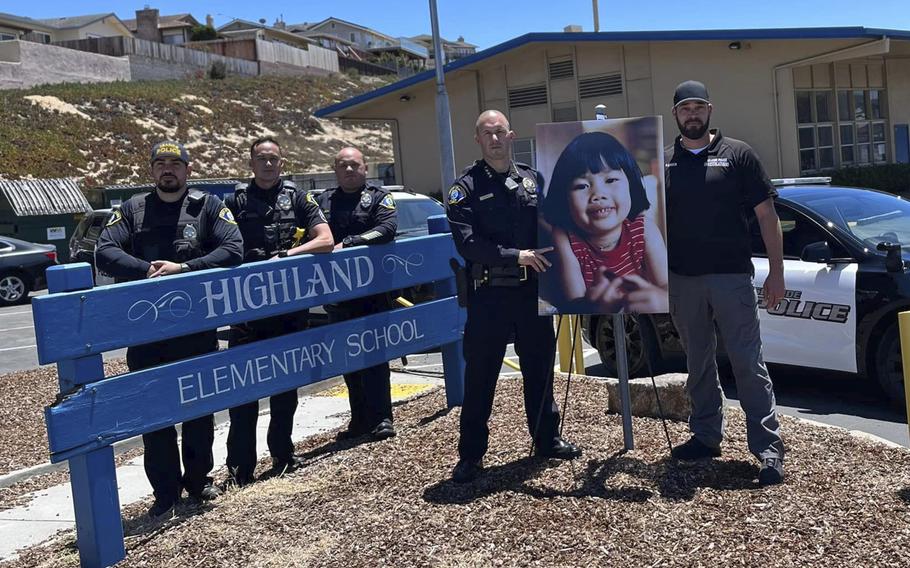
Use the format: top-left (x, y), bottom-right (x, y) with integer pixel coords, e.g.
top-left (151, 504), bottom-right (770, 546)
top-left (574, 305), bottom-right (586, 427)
top-left (542, 131), bottom-right (668, 313)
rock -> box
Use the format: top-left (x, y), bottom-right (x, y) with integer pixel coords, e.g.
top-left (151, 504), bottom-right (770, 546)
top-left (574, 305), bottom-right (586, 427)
top-left (599, 372), bottom-right (691, 421)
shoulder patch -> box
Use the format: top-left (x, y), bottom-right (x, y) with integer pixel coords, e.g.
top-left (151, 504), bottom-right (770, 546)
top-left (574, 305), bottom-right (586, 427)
top-left (379, 194), bottom-right (396, 210)
top-left (218, 207), bottom-right (237, 224)
top-left (306, 192), bottom-right (318, 206)
top-left (105, 209), bottom-right (123, 227)
top-left (448, 185), bottom-right (466, 205)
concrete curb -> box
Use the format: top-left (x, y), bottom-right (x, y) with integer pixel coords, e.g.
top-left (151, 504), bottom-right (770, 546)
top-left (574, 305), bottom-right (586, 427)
top-left (0, 376), bottom-right (345, 489)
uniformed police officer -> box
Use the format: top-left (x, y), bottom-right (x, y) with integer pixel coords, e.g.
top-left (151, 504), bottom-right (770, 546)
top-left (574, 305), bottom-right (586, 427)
top-left (96, 141), bottom-right (243, 518)
top-left (666, 81), bottom-right (786, 486)
top-left (447, 110), bottom-right (581, 484)
top-left (224, 137), bottom-right (334, 486)
top-left (315, 146), bottom-right (398, 441)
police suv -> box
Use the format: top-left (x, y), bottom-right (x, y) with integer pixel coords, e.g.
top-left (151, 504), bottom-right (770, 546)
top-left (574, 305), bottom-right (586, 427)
top-left (585, 177), bottom-right (910, 407)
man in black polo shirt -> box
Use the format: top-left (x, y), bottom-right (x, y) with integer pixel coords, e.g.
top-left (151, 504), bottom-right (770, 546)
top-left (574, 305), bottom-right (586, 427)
top-left (665, 81), bottom-right (786, 487)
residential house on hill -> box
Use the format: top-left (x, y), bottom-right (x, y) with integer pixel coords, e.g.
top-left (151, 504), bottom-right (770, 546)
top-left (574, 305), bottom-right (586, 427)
top-left (0, 11), bottom-right (131, 43)
top-left (122, 10), bottom-right (201, 45)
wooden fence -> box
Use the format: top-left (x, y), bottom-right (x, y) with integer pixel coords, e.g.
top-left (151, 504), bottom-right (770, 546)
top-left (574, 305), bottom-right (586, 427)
top-left (53, 36), bottom-right (259, 76)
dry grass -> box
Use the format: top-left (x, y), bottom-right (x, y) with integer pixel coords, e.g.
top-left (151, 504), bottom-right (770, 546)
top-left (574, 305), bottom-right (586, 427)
top-left (5, 376), bottom-right (910, 567)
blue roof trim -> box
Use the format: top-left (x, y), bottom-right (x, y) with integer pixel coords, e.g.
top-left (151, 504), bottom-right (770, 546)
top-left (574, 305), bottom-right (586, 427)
top-left (315, 26), bottom-right (910, 118)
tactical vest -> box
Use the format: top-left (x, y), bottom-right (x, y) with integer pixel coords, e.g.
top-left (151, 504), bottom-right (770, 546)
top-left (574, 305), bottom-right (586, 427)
top-left (128, 189), bottom-right (208, 265)
top-left (233, 181), bottom-right (298, 254)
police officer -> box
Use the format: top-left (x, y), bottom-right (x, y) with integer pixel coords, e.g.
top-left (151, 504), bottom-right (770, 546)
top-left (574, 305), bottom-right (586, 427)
top-left (96, 141), bottom-right (243, 518)
top-left (224, 137), bottom-right (334, 486)
top-left (666, 81), bottom-right (785, 486)
top-left (447, 110), bottom-right (581, 484)
top-left (315, 146), bottom-right (398, 441)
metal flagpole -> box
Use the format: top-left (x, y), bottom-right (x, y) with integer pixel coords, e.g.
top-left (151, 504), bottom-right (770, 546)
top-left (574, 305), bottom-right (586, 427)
top-left (595, 103), bottom-right (634, 451)
top-left (429, 0), bottom-right (457, 194)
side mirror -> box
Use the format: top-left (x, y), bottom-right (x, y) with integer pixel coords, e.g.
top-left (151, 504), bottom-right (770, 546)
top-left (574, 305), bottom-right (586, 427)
top-left (876, 242), bottom-right (904, 273)
top-left (800, 241), bottom-right (832, 263)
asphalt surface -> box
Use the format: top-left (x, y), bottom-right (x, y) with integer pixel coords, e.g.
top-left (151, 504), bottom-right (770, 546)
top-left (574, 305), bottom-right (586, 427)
top-left (2, 296), bottom-right (908, 447)
top-left (0, 292), bottom-right (126, 373)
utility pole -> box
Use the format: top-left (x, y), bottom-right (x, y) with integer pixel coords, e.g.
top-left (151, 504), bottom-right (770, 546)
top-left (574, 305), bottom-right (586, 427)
top-left (593, 0), bottom-right (600, 32)
top-left (429, 0), bottom-right (457, 195)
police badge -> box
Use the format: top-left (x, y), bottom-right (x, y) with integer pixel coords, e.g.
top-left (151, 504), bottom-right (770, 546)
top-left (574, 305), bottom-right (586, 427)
top-left (277, 193), bottom-right (292, 211)
top-left (183, 224), bottom-right (197, 239)
top-left (522, 176), bottom-right (537, 193)
top-left (360, 192), bottom-right (373, 208)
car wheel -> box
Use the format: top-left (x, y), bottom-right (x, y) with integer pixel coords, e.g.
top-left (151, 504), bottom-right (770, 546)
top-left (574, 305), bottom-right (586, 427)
top-left (0, 272), bottom-right (30, 306)
top-left (873, 324), bottom-right (907, 411)
top-left (595, 315), bottom-right (656, 377)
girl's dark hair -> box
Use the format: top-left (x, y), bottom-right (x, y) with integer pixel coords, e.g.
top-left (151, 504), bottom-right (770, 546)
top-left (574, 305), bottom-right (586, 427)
top-left (542, 131), bottom-right (649, 231)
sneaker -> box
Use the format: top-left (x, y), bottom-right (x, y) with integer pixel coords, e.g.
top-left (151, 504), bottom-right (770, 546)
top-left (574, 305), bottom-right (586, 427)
top-left (270, 455), bottom-right (305, 476)
top-left (671, 436), bottom-right (722, 461)
top-left (535, 438), bottom-right (582, 460)
top-left (451, 459), bottom-right (482, 483)
top-left (187, 483), bottom-right (222, 504)
top-left (758, 457), bottom-right (784, 487)
top-left (147, 498), bottom-right (177, 519)
top-left (370, 419), bottom-right (397, 440)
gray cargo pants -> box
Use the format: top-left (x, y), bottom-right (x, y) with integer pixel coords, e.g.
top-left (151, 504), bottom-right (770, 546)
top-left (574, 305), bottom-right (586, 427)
top-left (668, 271), bottom-right (784, 461)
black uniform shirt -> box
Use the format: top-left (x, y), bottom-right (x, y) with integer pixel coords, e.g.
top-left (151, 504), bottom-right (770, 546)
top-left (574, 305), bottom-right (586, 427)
top-left (96, 190), bottom-right (243, 281)
top-left (446, 160), bottom-right (542, 267)
top-left (223, 180), bottom-right (327, 253)
top-left (665, 129), bottom-right (777, 275)
top-left (316, 184), bottom-right (397, 247)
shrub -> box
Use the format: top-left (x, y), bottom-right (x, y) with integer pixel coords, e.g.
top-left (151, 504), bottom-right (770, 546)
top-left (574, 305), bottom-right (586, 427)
top-left (830, 163), bottom-right (910, 195)
top-left (190, 25), bottom-right (218, 42)
top-left (208, 61), bottom-right (227, 80)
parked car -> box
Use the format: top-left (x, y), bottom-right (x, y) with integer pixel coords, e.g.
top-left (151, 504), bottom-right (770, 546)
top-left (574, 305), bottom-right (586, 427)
top-left (69, 208), bottom-right (113, 269)
top-left (584, 178), bottom-right (910, 407)
top-left (0, 236), bottom-right (58, 306)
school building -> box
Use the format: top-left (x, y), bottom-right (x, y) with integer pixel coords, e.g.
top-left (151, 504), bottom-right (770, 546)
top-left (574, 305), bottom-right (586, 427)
top-left (315, 27), bottom-right (910, 195)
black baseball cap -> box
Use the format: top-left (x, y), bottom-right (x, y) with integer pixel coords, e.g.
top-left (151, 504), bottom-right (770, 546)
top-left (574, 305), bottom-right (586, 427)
top-left (673, 80), bottom-right (710, 108)
top-left (150, 141), bottom-right (189, 164)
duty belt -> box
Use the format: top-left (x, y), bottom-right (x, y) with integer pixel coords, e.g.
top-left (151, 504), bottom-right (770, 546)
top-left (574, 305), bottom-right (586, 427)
top-left (471, 264), bottom-right (531, 288)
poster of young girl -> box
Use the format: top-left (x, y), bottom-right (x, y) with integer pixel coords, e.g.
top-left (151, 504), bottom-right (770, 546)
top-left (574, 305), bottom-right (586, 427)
top-left (536, 116), bottom-right (667, 315)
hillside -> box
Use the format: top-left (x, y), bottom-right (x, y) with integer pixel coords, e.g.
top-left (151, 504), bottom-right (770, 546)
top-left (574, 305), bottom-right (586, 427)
top-left (0, 74), bottom-right (394, 186)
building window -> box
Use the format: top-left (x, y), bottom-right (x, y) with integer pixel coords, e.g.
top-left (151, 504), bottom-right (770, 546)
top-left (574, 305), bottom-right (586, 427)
top-left (512, 138), bottom-right (536, 168)
top-left (796, 87), bottom-right (888, 173)
top-left (0, 33), bottom-right (17, 41)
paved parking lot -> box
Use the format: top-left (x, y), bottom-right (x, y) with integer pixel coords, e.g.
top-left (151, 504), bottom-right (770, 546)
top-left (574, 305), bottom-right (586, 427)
top-left (0, 293), bottom-right (126, 374)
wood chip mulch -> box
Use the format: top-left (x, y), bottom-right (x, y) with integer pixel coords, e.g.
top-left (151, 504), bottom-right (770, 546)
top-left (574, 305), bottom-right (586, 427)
top-left (0, 359), bottom-right (129, 476)
top-left (6, 376), bottom-right (910, 568)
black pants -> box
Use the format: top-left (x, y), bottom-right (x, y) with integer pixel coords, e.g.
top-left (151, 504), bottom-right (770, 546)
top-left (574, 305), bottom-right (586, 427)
top-left (226, 312), bottom-right (307, 480)
top-left (126, 331), bottom-right (218, 505)
top-left (458, 283), bottom-right (561, 461)
top-left (327, 295), bottom-right (393, 431)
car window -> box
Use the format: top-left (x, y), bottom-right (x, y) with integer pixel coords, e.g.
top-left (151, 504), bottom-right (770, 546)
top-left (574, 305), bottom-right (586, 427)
top-left (0, 240), bottom-right (13, 253)
top-left (788, 189), bottom-right (910, 251)
top-left (396, 198), bottom-right (445, 234)
top-left (750, 204), bottom-right (849, 259)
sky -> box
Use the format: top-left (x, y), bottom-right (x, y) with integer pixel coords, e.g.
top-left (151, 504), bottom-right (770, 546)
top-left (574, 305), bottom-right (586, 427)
top-left (5, 0), bottom-right (910, 50)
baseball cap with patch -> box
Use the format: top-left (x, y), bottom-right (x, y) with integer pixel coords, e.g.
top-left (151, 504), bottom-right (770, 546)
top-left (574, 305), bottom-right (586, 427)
top-left (150, 141), bottom-right (189, 164)
top-left (673, 80), bottom-right (710, 108)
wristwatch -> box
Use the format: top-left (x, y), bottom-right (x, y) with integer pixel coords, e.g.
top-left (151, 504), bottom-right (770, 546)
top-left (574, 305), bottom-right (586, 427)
top-left (179, 263), bottom-right (191, 273)
top-left (342, 236), bottom-right (355, 248)
top-left (277, 251), bottom-right (288, 258)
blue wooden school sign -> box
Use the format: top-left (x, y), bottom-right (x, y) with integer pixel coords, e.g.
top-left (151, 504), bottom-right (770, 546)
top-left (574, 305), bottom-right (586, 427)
top-left (33, 216), bottom-right (466, 568)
